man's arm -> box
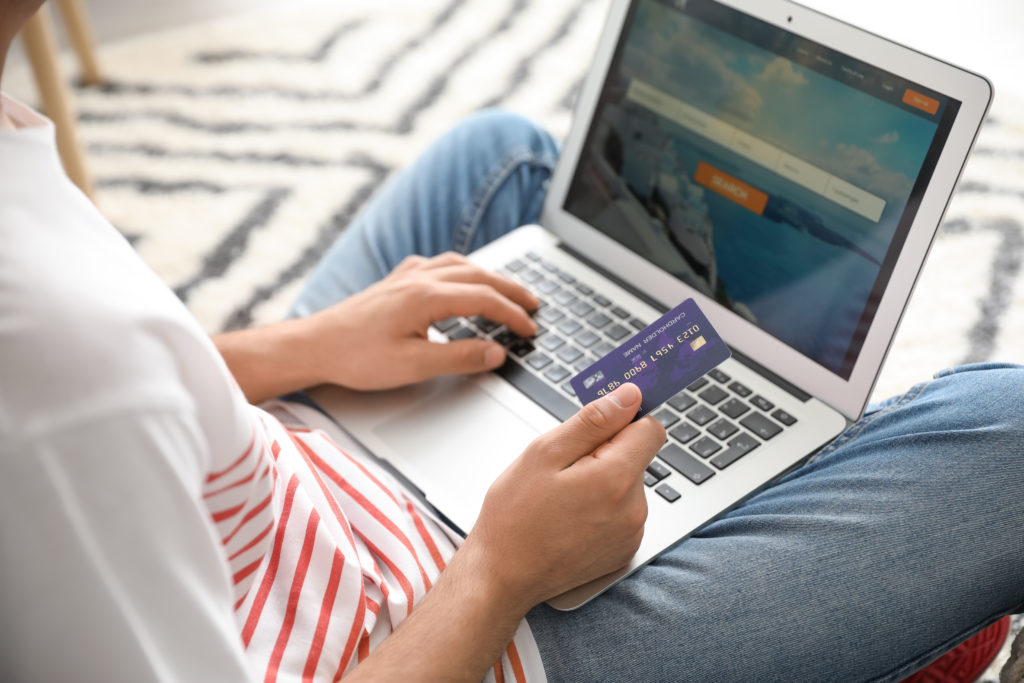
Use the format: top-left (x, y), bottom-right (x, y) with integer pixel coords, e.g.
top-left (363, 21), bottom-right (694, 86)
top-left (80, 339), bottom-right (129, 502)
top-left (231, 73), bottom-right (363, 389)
top-left (348, 384), bottom-right (664, 681)
top-left (213, 253), bottom-right (538, 404)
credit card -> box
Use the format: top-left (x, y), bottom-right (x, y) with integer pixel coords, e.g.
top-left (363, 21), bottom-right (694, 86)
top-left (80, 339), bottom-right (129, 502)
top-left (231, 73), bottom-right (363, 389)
top-left (570, 298), bottom-right (731, 419)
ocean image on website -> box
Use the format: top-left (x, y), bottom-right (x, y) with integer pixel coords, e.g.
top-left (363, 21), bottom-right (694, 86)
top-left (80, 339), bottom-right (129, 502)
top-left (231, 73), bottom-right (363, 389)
top-left (564, 0), bottom-right (943, 375)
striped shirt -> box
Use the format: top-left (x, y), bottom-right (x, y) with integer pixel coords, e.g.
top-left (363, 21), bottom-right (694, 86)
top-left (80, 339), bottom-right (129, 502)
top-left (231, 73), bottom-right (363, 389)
top-left (0, 93), bottom-right (544, 682)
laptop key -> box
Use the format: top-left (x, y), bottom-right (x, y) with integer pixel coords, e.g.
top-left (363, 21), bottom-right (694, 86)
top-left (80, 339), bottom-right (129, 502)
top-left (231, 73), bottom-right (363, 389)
top-left (562, 382), bottom-right (576, 397)
top-left (708, 368), bottom-right (730, 383)
top-left (686, 405), bottom-right (717, 426)
top-left (659, 444), bottom-right (715, 485)
top-left (651, 409), bottom-right (680, 428)
top-left (667, 392), bottom-right (697, 412)
top-left (575, 330), bottom-right (600, 348)
top-left (610, 306), bottom-right (631, 319)
top-left (506, 258), bottom-right (527, 272)
top-left (606, 324), bottom-right (631, 341)
top-left (509, 340), bottom-right (535, 357)
top-left (644, 471), bottom-right (659, 487)
top-left (592, 340), bottom-right (615, 357)
top-left (540, 259), bottom-right (559, 273)
top-left (699, 385), bottom-right (729, 405)
top-left (557, 319), bottom-right (583, 336)
top-left (655, 484), bottom-right (681, 502)
top-left (751, 395), bottom-right (775, 411)
top-left (526, 353), bottom-right (553, 371)
top-left (573, 358), bottom-right (593, 372)
top-left (537, 279), bottom-right (560, 295)
top-left (588, 312), bottom-right (612, 329)
top-left (469, 316), bottom-right (499, 334)
top-left (575, 283), bottom-right (594, 296)
top-left (554, 290), bottom-right (577, 306)
top-left (496, 360), bottom-right (578, 422)
top-left (521, 268), bottom-right (542, 283)
top-left (558, 272), bottom-right (576, 284)
top-left (690, 436), bottom-right (722, 459)
top-left (537, 307), bottom-right (565, 324)
top-left (570, 301), bottom-right (595, 317)
top-left (740, 413), bottom-right (783, 440)
top-left (646, 460), bottom-right (671, 481)
top-left (494, 329), bottom-right (517, 346)
top-left (556, 346), bottom-right (584, 364)
top-left (593, 294), bottom-right (612, 307)
top-left (448, 326), bottom-right (478, 341)
top-left (772, 409), bottom-right (797, 426)
top-left (538, 335), bottom-right (566, 352)
top-left (629, 317), bottom-right (647, 330)
top-left (525, 251), bottom-right (541, 262)
top-left (433, 316), bottom-right (461, 333)
top-left (669, 422), bottom-right (700, 444)
top-left (709, 433), bottom-right (761, 469)
top-left (687, 377), bottom-right (709, 392)
top-left (707, 418), bottom-right (739, 441)
top-left (544, 365), bottom-right (571, 383)
top-left (728, 381), bottom-right (752, 397)
top-left (719, 398), bottom-right (750, 419)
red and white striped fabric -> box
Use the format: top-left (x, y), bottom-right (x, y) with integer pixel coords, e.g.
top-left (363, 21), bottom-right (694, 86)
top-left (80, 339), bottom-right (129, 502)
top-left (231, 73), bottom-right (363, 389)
top-left (205, 400), bottom-right (543, 682)
top-left (0, 93), bottom-right (545, 682)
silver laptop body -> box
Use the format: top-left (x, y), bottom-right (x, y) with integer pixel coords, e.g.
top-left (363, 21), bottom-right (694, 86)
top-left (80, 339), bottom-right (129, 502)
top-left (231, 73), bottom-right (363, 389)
top-left (310, 0), bottom-right (992, 609)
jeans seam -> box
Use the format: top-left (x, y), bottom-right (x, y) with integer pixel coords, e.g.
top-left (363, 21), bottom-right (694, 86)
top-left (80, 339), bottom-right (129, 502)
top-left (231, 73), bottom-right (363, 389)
top-left (809, 380), bottom-right (929, 463)
top-left (452, 145), bottom-right (552, 254)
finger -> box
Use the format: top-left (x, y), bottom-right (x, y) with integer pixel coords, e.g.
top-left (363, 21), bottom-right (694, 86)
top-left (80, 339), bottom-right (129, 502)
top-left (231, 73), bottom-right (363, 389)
top-left (422, 282), bottom-right (537, 337)
top-left (418, 251), bottom-right (471, 270)
top-left (535, 384), bottom-right (644, 469)
top-left (425, 265), bottom-right (539, 312)
top-left (595, 414), bottom-right (666, 475)
top-left (392, 255), bottom-right (429, 275)
top-left (408, 338), bottom-right (507, 377)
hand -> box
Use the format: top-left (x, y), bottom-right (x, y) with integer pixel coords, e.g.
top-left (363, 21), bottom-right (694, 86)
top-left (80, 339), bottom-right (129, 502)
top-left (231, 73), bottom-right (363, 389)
top-left (303, 252), bottom-right (539, 391)
top-left (462, 383), bottom-right (666, 612)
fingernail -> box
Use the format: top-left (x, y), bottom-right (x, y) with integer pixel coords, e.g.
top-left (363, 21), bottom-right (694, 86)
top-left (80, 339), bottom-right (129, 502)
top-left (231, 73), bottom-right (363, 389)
top-left (484, 345), bottom-right (506, 368)
top-left (607, 382), bottom-right (641, 408)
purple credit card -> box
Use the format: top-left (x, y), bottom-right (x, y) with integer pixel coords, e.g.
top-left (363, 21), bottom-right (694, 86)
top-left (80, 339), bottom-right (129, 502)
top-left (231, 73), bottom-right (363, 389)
top-left (570, 298), bottom-right (731, 419)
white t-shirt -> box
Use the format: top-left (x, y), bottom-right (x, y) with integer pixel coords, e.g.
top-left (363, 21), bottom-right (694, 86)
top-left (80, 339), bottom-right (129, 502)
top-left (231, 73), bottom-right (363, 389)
top-left (0, 94), bottom-right (544, 682)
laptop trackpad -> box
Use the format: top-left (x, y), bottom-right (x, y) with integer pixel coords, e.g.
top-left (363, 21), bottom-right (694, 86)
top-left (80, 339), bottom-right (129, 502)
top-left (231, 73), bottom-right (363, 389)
top-left (372, 381), bottom-right (540, 531)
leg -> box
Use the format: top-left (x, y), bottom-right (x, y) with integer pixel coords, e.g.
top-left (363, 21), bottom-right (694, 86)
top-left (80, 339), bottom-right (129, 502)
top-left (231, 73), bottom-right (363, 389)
top-left (527, 363), bottom-right (1024, 682)
top-left (289, 109), bottom-right (558, 317)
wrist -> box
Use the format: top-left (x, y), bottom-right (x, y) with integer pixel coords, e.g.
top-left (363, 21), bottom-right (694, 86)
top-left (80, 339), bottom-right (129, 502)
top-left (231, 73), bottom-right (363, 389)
top-left (453, 534), bottom-right (541, 620)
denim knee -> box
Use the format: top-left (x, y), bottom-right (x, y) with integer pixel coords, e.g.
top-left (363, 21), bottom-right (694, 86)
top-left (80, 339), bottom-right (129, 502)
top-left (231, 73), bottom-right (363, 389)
top-left (451, 108), bottom-right (559, 161)
top-left (926, 362), bottom-right (1024, 430)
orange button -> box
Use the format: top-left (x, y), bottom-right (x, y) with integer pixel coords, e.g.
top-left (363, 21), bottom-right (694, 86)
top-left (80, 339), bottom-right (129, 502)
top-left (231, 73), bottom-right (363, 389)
top-left (902, 88), bottom-right (939, 115)
top-left (694, 161), bottom-right (768, 215)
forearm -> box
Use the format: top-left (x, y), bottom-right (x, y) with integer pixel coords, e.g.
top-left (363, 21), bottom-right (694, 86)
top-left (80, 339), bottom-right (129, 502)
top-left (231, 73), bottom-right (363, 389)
top-left (212, 317), bottom-right (325, 404)
top-left (347, 542), bottom-right (529, 681)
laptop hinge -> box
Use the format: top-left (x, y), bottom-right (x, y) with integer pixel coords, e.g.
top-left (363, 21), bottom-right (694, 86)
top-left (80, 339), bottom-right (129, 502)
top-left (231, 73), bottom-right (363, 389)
top-left (557, 243), bottom-right (811, 402)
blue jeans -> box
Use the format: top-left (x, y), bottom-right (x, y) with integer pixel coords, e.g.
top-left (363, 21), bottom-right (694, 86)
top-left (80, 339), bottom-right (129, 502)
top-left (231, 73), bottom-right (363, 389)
top-left (290, 110), bottom-right (1024, 682)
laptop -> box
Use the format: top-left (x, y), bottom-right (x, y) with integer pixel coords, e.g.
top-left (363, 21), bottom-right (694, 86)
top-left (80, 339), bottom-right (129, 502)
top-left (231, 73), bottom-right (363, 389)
top-left (308, 0), bottom-right (992, 610)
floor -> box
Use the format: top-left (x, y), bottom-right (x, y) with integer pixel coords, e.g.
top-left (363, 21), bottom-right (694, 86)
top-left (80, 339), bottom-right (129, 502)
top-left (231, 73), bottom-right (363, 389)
top-left (15, 0), bottom-right (1023, 104)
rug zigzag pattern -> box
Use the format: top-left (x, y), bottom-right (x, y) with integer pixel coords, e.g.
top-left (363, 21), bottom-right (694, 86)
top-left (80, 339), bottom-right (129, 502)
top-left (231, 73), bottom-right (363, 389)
top-left (5, 0), bottom-right (1024, 405)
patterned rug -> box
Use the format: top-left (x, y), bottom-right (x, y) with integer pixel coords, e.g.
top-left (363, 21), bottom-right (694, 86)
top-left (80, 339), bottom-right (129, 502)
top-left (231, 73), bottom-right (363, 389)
top-left (6, 0), bottom-right (1024, 677)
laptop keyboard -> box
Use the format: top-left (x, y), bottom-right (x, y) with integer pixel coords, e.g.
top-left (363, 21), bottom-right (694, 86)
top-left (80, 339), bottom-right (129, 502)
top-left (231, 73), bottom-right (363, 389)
top-left (431, 250), bottom-right (798, 504)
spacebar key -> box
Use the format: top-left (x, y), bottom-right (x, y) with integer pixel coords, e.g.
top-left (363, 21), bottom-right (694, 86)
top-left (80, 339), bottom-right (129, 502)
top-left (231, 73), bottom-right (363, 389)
top-left (496, 359), bottom-right (578, 422)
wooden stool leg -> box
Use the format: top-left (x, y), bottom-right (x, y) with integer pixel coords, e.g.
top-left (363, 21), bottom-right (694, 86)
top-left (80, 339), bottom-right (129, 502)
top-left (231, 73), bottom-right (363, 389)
top-left (21, 7), bottom-right (95, 198)
top-left (55, 0), bottom-right (103, 86)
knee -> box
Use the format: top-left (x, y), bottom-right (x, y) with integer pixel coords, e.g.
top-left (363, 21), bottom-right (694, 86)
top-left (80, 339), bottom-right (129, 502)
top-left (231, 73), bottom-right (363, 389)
top-left (449, 108), bottom-right (559, 162)
top-left (916, 362), bottom-right (1024, 437)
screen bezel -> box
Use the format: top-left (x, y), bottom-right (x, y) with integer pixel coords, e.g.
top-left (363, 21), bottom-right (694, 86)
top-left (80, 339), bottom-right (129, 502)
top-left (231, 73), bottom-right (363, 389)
top-left (541, 0), bottom-right (993, 420)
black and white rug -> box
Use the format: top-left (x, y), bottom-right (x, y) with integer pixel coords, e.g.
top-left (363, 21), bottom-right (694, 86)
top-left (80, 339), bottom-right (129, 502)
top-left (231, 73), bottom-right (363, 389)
top-left (7, 0), bottom-right (1024, 677)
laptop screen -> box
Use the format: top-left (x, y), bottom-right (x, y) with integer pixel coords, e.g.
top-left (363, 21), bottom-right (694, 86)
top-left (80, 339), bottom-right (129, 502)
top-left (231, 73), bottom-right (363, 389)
top-left (563, 0), bottom-right (961, 379)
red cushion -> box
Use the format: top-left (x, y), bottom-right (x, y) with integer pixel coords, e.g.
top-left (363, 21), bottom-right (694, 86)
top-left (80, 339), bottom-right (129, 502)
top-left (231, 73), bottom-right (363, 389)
top-left (902, 616), bottom-right (1011, 683)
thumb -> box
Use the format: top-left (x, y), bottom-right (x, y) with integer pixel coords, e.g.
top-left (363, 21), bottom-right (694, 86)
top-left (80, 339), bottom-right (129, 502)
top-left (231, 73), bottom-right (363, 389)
top-left (416, 339), bottom-right (507, 377)
top-left (543, 383), bottom-right (643, 468)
